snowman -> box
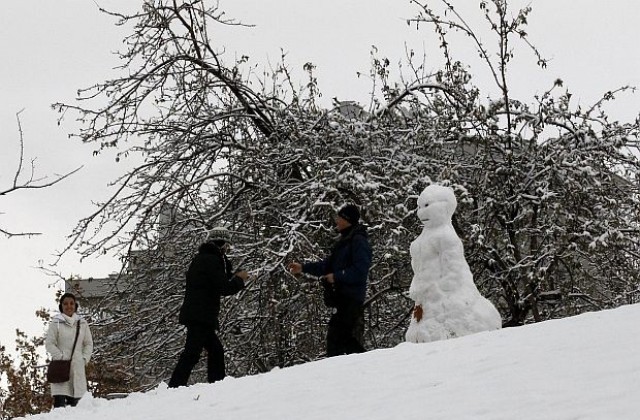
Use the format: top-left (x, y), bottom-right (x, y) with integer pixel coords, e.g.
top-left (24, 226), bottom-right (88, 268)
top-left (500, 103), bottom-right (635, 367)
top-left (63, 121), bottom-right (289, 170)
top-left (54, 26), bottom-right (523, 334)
top-left (406, 185), bottom-right (502, 343)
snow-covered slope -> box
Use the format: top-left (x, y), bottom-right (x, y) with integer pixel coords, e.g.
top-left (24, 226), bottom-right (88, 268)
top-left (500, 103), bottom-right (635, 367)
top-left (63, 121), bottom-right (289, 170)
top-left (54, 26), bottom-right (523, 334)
top-left (23, 304), bottom-right (640, 420)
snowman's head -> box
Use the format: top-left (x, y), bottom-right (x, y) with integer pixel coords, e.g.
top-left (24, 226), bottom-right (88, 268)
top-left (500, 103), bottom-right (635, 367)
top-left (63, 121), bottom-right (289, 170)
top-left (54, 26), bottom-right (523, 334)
top-left (416, 185), bottom-right (457, 227)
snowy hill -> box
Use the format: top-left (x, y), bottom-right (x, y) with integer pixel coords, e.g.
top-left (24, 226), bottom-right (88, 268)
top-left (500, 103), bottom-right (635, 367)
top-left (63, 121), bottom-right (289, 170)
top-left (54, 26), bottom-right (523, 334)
top-left (22, 304), bottom-right (640, 420)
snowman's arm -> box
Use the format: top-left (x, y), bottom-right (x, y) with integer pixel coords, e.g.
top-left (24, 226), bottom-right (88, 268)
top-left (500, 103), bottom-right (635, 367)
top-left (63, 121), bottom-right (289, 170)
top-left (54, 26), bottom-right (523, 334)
top-left (409, 235), bottom-right (446, 299)
top-left (439, 232), bottom-right (465, 269)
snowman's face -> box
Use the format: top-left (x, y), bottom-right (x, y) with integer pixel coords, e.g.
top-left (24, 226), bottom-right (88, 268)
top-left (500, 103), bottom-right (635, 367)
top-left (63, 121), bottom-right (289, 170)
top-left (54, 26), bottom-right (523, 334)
top-left (416, 185), bottom-right (457, 227)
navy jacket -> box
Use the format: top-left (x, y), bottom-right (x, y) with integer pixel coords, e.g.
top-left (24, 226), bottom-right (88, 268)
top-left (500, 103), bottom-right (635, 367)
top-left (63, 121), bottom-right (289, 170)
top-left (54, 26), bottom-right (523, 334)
top-left (178, 243), bottom-right (245, 329)
top-left (303, 225), bottom-right (372, 305)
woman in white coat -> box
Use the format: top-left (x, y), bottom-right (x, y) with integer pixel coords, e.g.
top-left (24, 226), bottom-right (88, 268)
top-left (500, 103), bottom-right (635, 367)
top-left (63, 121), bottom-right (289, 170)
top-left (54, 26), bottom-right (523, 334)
top-left (45, 292), bottom-right (94, 408)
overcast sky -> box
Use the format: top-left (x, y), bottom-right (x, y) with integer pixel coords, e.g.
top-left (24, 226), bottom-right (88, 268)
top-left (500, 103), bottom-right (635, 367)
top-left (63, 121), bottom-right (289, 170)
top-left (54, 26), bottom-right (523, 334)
top-left (1, 0), bottom-right (639, 347)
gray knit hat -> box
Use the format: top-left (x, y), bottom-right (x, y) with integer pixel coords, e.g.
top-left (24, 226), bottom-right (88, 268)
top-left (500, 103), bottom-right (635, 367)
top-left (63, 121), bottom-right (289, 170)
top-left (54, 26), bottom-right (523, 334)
top-left (206, 226), bottom-right (232, 244)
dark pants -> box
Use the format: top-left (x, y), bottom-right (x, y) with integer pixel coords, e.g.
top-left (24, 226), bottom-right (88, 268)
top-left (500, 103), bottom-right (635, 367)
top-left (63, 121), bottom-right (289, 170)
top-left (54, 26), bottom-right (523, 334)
top-left (168, 324), bottom-right (225, 388)
top-left (326, 302), bottom-right (365, 357)
top-left (53, 395), bottom-right (80, 408)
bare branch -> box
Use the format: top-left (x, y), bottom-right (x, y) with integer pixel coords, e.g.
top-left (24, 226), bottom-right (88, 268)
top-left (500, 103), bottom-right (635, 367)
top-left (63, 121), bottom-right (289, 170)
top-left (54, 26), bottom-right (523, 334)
top-left (1, 111), bottom-right (82, 238)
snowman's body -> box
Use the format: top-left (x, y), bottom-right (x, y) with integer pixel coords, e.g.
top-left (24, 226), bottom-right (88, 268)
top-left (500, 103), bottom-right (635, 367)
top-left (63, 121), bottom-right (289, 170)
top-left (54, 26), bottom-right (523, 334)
top-left (406, 185), bottom-right (501, 343)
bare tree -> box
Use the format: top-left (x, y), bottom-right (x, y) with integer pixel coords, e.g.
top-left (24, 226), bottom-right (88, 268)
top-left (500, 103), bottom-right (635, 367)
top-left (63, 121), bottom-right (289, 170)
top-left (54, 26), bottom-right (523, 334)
top-left (1, 110), bottom-right (81, 238)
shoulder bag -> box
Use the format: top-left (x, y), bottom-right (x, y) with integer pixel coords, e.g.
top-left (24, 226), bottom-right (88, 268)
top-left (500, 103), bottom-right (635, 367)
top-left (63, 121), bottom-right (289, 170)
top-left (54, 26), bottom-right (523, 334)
top-left (47, 320), bottom-right (81, 383)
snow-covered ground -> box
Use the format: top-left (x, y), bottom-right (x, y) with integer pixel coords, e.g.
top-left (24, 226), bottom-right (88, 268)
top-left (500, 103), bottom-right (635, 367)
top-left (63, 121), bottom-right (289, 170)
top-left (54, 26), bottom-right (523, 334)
top-left (22, 303), bottom-right (640, 420)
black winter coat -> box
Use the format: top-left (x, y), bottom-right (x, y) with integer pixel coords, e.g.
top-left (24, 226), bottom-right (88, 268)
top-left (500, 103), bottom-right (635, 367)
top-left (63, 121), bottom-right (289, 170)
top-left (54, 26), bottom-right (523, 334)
top-left (178, 243), bottom-right (245, 329)
top-left (303, 224), bottom-right (372, 305)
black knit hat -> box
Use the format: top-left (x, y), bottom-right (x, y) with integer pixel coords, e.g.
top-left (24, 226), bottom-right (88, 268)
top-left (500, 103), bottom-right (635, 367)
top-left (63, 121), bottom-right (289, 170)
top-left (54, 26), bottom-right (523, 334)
top-left (337, 204), bottom-right (360, 225)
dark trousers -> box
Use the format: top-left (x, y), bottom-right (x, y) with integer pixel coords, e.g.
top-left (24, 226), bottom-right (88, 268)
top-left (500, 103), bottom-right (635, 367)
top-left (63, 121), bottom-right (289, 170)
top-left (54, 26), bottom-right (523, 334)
top-left (53, 395), bottom-right (80, 408)
top-left (168, 324), bottom-right (225, 388)
top-left (326, 302), bottom-right (365, 357)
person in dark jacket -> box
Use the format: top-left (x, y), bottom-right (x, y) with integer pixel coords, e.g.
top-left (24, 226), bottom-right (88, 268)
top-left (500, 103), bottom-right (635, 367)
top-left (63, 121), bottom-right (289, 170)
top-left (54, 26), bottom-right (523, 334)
top-left (168, 228), bottom-right (249, 388)
top-left (289, 204), bottom-right (372, 356)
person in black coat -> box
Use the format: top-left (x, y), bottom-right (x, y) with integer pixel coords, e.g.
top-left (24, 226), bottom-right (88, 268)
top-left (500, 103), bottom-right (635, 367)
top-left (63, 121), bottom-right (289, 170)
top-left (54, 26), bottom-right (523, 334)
top-left (289, 204), bottom-right (372, 357)
top-left (168, 228), bottom-right (248, 388)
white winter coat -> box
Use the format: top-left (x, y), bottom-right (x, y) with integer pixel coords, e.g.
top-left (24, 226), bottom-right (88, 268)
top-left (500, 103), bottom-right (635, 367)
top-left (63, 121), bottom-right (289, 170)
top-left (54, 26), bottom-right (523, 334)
top-left (45, 313), bottom-right (94, 398)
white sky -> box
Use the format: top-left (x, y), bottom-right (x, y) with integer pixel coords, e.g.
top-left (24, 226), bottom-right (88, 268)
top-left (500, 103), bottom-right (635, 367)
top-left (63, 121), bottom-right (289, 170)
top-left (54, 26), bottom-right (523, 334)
top-left (1, 1), bottom-right (639, 346)
top-left (18, 302), bottom-right (640, 419)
